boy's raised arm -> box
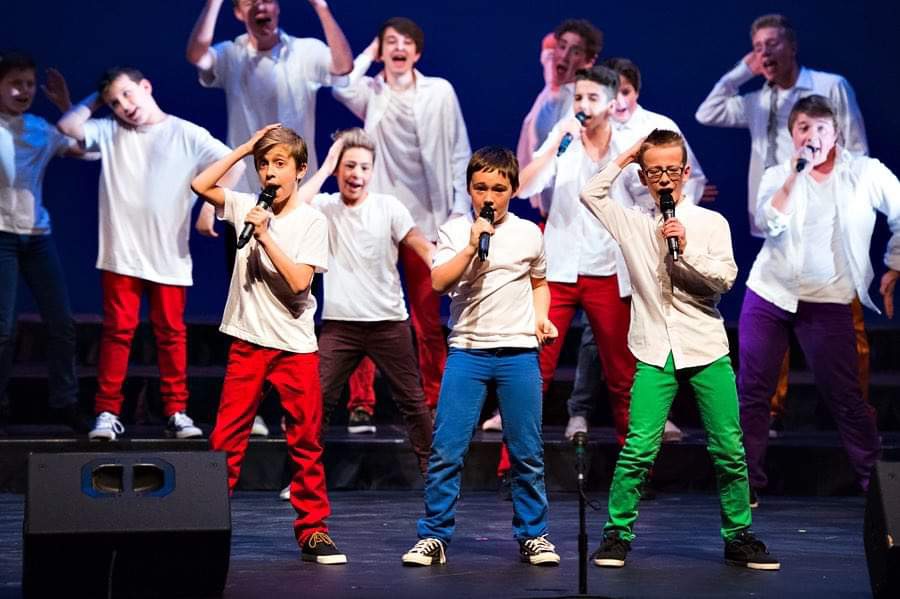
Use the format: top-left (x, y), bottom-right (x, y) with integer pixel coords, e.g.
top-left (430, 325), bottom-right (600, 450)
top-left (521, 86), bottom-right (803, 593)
top-left (192, 123), bottom-right (278, 208)
top-left (57, 92), bottom-right (102, 142)
top-left (186, 0), bottom-right (225, 70)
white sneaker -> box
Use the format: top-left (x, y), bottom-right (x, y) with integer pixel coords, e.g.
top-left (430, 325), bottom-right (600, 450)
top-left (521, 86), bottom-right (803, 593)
top-left (165, 411), bottom-right (203, 439)
top-left (279, 485), bottom-right (291, 501)
top-left (89, 411), bottom-right (124, 441)
top-left (251, 415), bottom-right (270, 437)
top-left (481, 411), bottom-right (502, 432)
top-left (662, 419), bottom-right (683, 443)
top-left (402, 538), bottom-right (446, 566)
top-left (564, 415), bottom-right (588, 441)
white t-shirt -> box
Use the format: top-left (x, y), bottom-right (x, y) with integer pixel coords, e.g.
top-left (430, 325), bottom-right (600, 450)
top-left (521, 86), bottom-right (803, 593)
top-left (199, 31), bottom-right (339, 192)
top-left (219, 190), bottom-right (328, 353)
top-left (797, 175), bottom-right (856, 303)
top-left (371, 87), bottom-right (432, 235)
top-left (82, 116), bottom-right (230, 286)
top-left (0, 113), bottom-right (75, 235)
top-left (312, 192), bottom-right (414, 321)
top-left (434, 212), bottom-right (546, 349)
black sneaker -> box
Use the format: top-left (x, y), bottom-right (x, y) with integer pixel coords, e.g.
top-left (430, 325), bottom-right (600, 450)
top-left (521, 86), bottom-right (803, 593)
top-left (724, 530), bottom-right (780, 570)
top-left (519, 535), bottom-right (560, 566)
top-left (401, 538), bottom-right (446, 566)
top-left (591, 532), bottom-right (631, 568)
top-left (347, 408), bottom-right (376, 434)
top-left (301, 532), bottom-right (347, 565)
top-left (749, 487), bottom-right (760, 509)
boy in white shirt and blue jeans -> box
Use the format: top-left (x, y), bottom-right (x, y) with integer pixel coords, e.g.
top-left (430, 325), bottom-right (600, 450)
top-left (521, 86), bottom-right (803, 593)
top-left (192, 124), bottom-right (346, 565)
top-left (401, 147), bottom-right (560, 568)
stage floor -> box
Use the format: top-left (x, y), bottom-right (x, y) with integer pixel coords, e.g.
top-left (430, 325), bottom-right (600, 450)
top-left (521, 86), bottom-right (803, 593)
top-left (0, 490), bottom-right (871, 598)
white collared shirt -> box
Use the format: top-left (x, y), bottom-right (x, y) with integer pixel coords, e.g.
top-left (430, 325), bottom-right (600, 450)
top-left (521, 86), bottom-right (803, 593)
top-left (612, 105), bottom-right (707, 213)
top-left (748, 148), bottom-right (900, 314)
top-left (199, 30), bottom-right (345, 192)
top-left (580, 163), bottom-right (738, 369)
top-left (696, 62), bottom-right (868, 237)
top-left (517, 122), bottom-right (637, 295)
top-left (333, 53), bottom-right (471, 240)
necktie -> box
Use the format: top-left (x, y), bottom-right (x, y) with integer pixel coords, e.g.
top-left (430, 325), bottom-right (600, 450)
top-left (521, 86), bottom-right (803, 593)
top-left (764, 83), bottom-right (778, 168)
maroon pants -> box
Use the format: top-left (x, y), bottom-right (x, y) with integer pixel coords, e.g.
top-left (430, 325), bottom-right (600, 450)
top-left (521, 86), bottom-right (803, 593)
top-left (94, 271), bottom-right (188, 417)
top-left (210, 339), bottom-right (330, 544)
top-left (498, 275), bottom-right (635, 476)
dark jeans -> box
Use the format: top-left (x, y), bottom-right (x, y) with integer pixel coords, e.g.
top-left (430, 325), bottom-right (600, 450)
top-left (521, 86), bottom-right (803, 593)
top-left (0, 232), bottom-right (77, 408)
top-left (318, 319), bottom-right (432, 474)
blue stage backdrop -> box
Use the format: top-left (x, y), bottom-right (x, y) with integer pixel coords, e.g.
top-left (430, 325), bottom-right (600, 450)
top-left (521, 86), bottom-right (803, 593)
top-left (3, 1), bottom-right (898, 321)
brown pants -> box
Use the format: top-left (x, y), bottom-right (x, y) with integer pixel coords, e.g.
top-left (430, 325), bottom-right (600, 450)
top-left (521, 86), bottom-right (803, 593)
top-left (770, 297), bottom-right (870, 417)
top-left (318, 319), bottom-right (432, 474)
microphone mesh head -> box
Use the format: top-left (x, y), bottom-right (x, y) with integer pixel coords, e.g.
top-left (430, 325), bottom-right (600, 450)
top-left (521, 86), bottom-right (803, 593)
top-left (659, 191), bottom-right (675, 213)
top-left (261, 185), bottom-right (278, 206)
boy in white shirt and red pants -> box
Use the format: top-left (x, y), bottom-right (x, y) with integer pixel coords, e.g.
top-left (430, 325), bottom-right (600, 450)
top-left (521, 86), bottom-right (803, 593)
top-left (192, 124), bottom-right (346, 565)
top-left (58, 67), bottom-right (239, 440)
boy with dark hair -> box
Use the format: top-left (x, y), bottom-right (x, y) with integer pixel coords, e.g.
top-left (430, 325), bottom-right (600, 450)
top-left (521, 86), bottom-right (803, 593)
top-left (580, 129), bottom-right (779, 570)
top-left (192, 124), bottom-right (345, 565)
top-left (57, 67), bottom-right (242, 440)
top-left (738, 95), bottom-right (898, 501)
top-left (512, 65), bottom-right (634, 450)
top-left (0, 51), bottom-right (88, 431)
top-left (297, 127), bottom-right (434, 474)
top-left (333, 16), bottom-right (472, 419)
top-left (401, 146), bottom-right (560, 568)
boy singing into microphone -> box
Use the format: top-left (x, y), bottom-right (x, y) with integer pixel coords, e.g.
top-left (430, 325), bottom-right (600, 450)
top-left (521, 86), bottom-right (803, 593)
top-left (191, 124), bottom-right (346, 565)
top-left (580, 129), bottom-right (779, 570)
top-left (401, 147), bottom-right (560, 567)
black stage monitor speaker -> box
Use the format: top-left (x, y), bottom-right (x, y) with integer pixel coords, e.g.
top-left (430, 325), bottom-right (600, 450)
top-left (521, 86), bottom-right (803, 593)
top-left (864, 460), bottom-right (900, 599)
top-left (23, 451), bottom-right (231, 598)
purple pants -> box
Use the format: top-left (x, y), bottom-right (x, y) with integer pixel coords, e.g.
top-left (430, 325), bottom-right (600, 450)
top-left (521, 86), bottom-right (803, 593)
top-left (737, 289), bottom-right (880, 490)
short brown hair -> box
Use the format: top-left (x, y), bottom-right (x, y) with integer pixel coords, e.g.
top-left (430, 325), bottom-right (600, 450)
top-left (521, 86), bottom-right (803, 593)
top-left (554, 19), bottom-right (604, 62)
top-left (97, 66), bottom-right (145, 97)
top-left (601, 57), bottom-right (641, 93)
top-left (252, 126), bottom-right (308, 171)
top-left (788, 94), bottom-right (839, 133)
top-left (332, 127), bottom-right (376, 165)
top-left (0, 50), bottom-right (36, 81)
top-left (637, 129), bottom-right (687, 167)
top-left (378, 17), bottom-right (425, 56)
top-left (467, 146), bottom-right (519, 191)
top-left (750, 14), bottom-right (797, 47)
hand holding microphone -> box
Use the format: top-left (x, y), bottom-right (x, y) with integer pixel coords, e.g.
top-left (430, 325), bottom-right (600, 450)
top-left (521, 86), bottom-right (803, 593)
top-left (237, 185), bottom-right (278, 249)
top-left (476, 202), bottom-right (495, 262)
top-left (557, 112), bottom-right (587, 156)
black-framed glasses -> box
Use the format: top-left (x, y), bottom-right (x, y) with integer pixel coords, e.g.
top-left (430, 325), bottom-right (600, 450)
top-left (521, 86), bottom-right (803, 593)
top-left (643, 166), bottom-right (685, 181)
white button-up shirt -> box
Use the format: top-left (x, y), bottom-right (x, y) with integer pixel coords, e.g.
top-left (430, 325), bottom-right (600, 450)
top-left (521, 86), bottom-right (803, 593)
top-left (517, 123), bottom-right (636, 295)
top-left (748, 148), bottom-right (900, 314)
top-left (612, 104), bottom-right (707, 213)
top-left (580, 163), bottom-right (738, 369)
top-left (696, 61), bottom-right (868, 237)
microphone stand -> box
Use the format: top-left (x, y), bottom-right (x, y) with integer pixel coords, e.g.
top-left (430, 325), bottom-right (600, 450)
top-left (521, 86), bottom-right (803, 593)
top-left (574, 431), bottom-right (588, 595)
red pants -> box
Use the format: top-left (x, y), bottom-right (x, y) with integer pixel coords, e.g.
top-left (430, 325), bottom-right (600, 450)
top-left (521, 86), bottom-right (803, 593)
top-left (94, 271), bottom-right (188, 417)
top-left (210, 339), bottom-right (330, 544)
top-left (347, 243), bottom-right (446, 411)
top-left (498, 275), bottom-right (635, 476)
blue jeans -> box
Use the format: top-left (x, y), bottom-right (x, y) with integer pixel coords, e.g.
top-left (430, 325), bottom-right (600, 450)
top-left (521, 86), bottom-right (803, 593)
top-left (0, 232), bottom-right (77, 407)
top-left (417, 347), bottom-right (549, 543)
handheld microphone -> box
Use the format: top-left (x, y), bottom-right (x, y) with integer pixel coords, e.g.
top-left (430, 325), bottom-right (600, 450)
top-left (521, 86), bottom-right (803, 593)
top-left (573, 431), bottom-right (588, 482)
top-left (795, 145), bottom-right (816, 173)
top-left (660, 190), bottom-right (679, 262)
top-left (236, 185), bottom-right (278, 249)
top-left (556, 112), bottom-right (587, 156)
top-left (477, 202), bottom-right (495, 262)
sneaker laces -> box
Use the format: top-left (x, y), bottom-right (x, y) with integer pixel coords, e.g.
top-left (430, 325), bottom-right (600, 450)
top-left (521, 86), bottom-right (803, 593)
top-left (307, 532), bottom-right (336, 548)
top-left (409, 538), bottom-right (443, 555)
top-left (523, 535), bottom-right (555, 553)
top-left (97, 412), bottom-right (124, 434)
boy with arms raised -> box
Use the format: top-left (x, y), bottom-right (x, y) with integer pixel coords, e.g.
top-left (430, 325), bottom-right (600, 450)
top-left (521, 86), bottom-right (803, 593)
top-left (401, 147), bottom-right (559, 568)
top-left (57, 67), bottom-right (241, 440)
top-left (580, 130), bottom-right (779, 570)
top-left (191, 124), bottom-right (345, 565)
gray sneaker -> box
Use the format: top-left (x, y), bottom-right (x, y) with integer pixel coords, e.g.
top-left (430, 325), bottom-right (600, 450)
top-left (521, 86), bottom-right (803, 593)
top-left (165, 412), bottom-right (202, 439)
top-left (565, 415), bottom-right (588, 441)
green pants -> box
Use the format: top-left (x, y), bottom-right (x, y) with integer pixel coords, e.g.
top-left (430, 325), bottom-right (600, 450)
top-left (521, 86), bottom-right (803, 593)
top-left (604, 353), bottom-right (752, 542)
